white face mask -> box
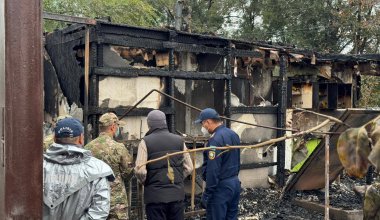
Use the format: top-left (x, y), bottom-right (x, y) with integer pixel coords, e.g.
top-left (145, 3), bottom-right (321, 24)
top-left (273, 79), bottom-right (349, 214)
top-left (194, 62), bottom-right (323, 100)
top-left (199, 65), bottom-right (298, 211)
top-left (201, 126), bottom-right (210, 137)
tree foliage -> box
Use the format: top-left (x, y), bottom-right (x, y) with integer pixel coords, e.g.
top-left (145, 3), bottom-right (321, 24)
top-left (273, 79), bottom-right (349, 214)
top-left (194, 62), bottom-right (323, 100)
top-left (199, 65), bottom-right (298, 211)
top-left (43, 0), bottom-right (379, 54)
top-left (43, 0), bottom-right (161, 32)
top-left (43, 0), bottom-right (380, 106)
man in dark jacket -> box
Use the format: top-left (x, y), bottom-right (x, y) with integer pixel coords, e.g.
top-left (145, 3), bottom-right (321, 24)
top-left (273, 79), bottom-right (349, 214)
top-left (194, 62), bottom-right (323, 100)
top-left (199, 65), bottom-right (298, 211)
top-left (196, 108), bottom-right (241, 220)
top-left (134, 110), bottom-right (193, 220)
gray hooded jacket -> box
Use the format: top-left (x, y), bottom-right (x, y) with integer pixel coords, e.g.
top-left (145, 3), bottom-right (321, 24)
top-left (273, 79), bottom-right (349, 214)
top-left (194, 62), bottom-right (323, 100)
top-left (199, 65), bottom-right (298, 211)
top-left (43, 143), bottom-right (115, 220)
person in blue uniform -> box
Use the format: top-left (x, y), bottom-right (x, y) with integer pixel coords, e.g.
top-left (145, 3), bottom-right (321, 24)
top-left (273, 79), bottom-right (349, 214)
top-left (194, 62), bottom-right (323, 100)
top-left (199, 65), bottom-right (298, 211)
top-left (195, 108), bottom-right (241, 220)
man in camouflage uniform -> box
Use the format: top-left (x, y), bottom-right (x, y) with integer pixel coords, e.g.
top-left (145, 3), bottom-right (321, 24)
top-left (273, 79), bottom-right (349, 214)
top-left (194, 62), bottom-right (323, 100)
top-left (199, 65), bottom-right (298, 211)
top-left (43, 115), bottom-right (72, 151)
top-left (85, 113), bottom-right (133, 220)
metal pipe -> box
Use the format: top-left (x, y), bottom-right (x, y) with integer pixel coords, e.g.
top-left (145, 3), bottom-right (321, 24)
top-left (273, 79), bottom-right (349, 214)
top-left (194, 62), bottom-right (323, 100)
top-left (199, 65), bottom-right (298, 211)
top-left (118, 89), bottom-right (298, 132)
top-left (119, 89), bottom-right (340, 135)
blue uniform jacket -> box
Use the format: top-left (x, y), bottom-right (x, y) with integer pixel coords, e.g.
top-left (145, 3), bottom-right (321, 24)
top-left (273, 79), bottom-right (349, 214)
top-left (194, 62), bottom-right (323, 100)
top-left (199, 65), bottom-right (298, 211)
top-left (202, 125), bottom-right (240, 202)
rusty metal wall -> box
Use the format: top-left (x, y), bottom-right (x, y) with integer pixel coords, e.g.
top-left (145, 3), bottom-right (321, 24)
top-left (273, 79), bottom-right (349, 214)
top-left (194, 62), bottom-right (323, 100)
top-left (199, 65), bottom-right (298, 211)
top-left (0, 0), bottom-right (5, 216)
top-left (0, 0), bottom-right (43, 219)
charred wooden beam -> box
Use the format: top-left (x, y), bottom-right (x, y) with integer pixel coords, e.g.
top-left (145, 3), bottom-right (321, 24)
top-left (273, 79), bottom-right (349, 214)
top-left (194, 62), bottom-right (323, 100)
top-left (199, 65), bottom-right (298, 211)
top-left (163, 41), bottom-right (226, 55)
top-left (232, 49), bottom-right (262, 58)
top-left (101, 35), bottom-right (164, 50)
top-left (88, 106), bottom-right (175, 117)
top-left (97, 22), bottom-right (169, 42)
top-left (43, 11), bottom-right (97, 25)
top-left (240, 162), bottom-right (278, 170)
top-left (93, 67), bottom-right (231, 80)
top-left (97, 21), bottom-right (228, 47)
top-left (293, 199), bottom-right (363, 220)
top-left (230, 106), bottom-right (278, 114)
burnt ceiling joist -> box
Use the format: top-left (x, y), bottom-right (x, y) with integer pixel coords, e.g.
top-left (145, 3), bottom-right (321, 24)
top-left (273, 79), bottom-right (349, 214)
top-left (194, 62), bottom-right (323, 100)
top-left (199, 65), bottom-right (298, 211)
top-left (230, 106), bottom-right (278, 114)
top-left (89, 106), bottom-right (175, 117)
top-left (93, 67), bottom-right (231, 80)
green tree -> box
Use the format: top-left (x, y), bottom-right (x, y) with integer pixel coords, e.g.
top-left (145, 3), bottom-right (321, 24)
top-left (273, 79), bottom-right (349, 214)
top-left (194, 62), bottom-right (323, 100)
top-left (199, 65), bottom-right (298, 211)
top-left (43, 0), bottom-right (161, 32)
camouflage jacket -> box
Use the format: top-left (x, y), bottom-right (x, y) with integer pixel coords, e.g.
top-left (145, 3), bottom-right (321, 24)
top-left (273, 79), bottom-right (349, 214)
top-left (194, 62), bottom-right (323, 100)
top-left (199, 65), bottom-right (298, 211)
top-left (85, 133), bottom-right (133, 219)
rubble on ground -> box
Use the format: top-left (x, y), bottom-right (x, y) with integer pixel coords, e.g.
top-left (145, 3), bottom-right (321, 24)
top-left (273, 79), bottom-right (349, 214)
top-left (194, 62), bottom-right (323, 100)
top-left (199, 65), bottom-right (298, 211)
top-left (185, 174), bottom-right (367, 219)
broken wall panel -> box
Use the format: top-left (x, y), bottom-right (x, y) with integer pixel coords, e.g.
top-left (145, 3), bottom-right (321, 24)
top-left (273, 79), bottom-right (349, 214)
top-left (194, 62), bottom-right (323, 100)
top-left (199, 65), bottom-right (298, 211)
top-left (98, 76), bottom-right (163, 108)
top-left (173, 53), bottom-right (226, 136)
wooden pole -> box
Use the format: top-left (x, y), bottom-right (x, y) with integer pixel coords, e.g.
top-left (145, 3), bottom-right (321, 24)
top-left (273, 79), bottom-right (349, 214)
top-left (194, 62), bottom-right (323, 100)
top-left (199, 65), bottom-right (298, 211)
top-left (191, 141), bottom-right (196, 211)
top-left (84, 29), bottom-right (90, 143)
top-left (325, 135), bottom-right (330, 220)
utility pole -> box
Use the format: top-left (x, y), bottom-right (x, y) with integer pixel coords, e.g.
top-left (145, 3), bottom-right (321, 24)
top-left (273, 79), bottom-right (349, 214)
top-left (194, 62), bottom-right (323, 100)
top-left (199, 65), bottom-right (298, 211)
top-left (174, 0), bottom-right (184, 31)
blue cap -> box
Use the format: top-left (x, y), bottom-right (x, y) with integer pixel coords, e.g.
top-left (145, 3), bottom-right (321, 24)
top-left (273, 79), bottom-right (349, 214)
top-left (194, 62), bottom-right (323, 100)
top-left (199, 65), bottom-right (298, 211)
top-left (194, 108), bottom-right (220, 124)
top-left (54, 118), bottom-right (84, 138)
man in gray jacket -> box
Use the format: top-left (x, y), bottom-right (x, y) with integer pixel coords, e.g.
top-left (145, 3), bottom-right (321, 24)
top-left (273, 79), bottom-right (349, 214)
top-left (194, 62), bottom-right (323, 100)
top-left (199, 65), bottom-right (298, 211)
top-left (43, 118), bottom-right (115, 220)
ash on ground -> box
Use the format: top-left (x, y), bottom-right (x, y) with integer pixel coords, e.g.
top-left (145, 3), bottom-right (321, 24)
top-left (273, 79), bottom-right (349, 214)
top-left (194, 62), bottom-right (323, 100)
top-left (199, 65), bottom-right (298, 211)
top-left (185, 187), bottom-right (323, 220)
top-left (186, 174), bottom-right (367, 219)
top-left (292, 174), bottom-right (365, 210)
top-left (239, 188), bottom-right (323, 220)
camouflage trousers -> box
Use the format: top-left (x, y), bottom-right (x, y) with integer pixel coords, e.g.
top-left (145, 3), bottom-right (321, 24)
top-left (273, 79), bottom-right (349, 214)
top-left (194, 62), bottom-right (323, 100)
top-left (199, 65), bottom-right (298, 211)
top-left (108, 204), bottom-right (128, 220)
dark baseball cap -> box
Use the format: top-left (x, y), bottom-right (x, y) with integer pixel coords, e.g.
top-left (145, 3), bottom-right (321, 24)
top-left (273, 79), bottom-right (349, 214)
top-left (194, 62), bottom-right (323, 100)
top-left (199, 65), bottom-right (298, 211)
top-left (194, 108), bottom-right (220, 124)
top-left (54, 118), bottom-right (84, 138)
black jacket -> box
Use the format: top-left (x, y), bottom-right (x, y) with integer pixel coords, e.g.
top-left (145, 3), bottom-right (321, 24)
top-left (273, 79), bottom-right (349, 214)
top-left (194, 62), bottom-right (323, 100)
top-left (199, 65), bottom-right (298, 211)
top-left (143, 128), bottom-right (184, 204)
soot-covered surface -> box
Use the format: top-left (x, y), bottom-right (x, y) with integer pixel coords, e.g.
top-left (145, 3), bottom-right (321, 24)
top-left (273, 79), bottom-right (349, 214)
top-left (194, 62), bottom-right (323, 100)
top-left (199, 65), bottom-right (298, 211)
top-left (185, 174), bottom-right (365, 219)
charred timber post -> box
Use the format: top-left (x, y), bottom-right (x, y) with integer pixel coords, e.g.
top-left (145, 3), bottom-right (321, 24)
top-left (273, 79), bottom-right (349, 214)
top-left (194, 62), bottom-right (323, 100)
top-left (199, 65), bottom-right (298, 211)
top-left (1, 0), bottom-right (43, 218)
top-left (277, 52), bottom-right (287, 187)
top-left (168, 31), bottom-right (176, 132)
top-left (366, 166), bottom-right (374, 185)
top-left (89, 41), bottom-right (99, 137)
top-left (225, 44), bottom-right (233, 128)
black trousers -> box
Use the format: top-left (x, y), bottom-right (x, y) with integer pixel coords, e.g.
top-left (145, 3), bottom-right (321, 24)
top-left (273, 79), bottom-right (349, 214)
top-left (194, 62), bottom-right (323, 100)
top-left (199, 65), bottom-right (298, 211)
top-left (146, 201), bottom-right (184, 220)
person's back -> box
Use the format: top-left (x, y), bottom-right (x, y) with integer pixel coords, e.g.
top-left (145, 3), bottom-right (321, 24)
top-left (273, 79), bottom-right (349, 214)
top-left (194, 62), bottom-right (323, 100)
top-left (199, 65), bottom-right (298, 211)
top-left (86, 133), bottom-right (133, 219)
top-left (43, 118), bottom-right (114, 220)
top-left (134, 110), bottom-right (193, 220)
top-left (196, 108), bottom-right (241, 220)
top-left (143, 128), bottom-right (185, 204)
top-left (203, 125), bottom-right (240, 181)
top-left (85, 112), bottom-right (133, 220)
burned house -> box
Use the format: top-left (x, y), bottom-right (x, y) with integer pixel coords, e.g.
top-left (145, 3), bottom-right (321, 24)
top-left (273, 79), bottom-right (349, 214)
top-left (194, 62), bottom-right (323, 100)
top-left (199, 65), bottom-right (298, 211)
top-left (43, 20), bottom-right (380, 217)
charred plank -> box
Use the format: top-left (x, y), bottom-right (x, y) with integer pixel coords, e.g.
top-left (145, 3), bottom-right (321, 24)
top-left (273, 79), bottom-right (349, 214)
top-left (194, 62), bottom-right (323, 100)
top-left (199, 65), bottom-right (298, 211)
top-left (93, 67), bottom-right (231, 80)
